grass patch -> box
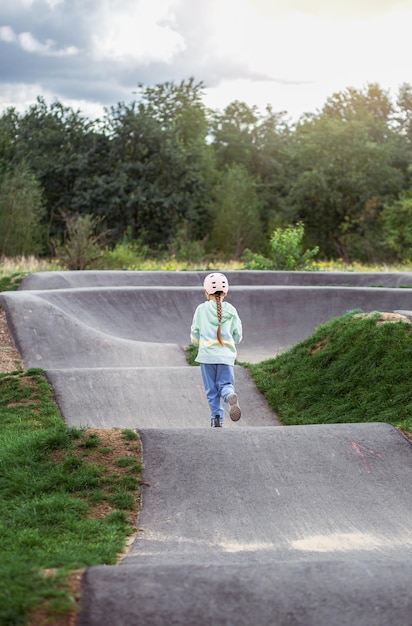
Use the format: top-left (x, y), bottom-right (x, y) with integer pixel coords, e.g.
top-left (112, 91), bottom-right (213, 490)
top-left (0, 369), bottom-right (143, 626)
top-left (0, 272), bottom-right (27, 292)
top-left (120, 429), bottom-right (138, 441)
top-left (248, 311), bottom-right (412, 432)
top-left (185, 344), bottom-right (198, 366)
top-left (185, 344), bottom-right (244, 368)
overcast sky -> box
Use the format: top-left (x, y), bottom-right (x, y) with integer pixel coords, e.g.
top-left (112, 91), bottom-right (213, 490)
top-left (0, 0), bottom-right (411, 122)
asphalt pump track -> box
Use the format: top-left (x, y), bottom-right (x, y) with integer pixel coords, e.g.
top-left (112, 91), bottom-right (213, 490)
top-left (2, 270), bottom-right (412, 625)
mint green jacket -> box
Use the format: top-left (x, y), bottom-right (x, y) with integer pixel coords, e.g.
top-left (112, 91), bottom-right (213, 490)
top-left (190, 300), bottom-right (243, 365)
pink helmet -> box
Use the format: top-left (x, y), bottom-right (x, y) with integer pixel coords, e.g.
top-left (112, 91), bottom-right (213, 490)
top-left (203, 272), bottom-right (229, 294)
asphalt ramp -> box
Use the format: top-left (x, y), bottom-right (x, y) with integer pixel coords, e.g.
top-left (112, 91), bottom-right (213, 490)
top-left (46, 365), bottom-right (274, 428)
top-left (19, 269), bottom-right (412, 289)
top-left (4, 279), bottom-right (412, 366)
top-left (79, 559), bottom-right (412, 626)
top-left (2, 271), bottom-right (412, 624)
top-left (80, 423), bottom-right (412, 625)
top-left (129, 424), bottom-right (412, 566)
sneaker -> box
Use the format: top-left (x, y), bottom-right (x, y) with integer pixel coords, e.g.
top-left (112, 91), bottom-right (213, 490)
top-left (228, 393), bottom-right (241, 421)
top-left (214, 415), bottom-right (221, 428)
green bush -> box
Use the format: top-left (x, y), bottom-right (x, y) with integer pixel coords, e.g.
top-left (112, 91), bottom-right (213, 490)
top-left (99, 240), bottom-right (150, 270)
top-left (243, 222), bottom-right (319, 270)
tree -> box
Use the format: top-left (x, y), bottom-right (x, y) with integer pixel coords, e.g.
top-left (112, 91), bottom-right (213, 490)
top-left (0, 86), bottom-right (218, 253)
top-left (52, 212), bottom-right (110, 270)
top-left (98, 80), bottom-right (217, 248)
top-left (0, 163), bottom-right (45, 256)
top-left (1, 98), bottom-right (100, 243)
top-left (210, 102), bottom-right (295, 239)
top-left (251, 106), bottom-right (296, 232)
top-left (209, 163), bottom-right (263, 259)
top-left (135, 77), bottom-right (209, 146)
top-left (0, 108), bottom-right (20, 168)
top-left (381, 192), bottom-right (412, 262)
top-left (1, 79), bottom-right (410, 264)
top-left (321, 83), bottom-right (393, 142)
top-left (289, 115), bottom-right (404, 261)
top-left (395, 83), bottom-right (412, 144)
top-left (101, 102), bottom-right (196, 246)
top-left (210, 101), bottom-right (260, 170)
top-left (135, 78), bottom-right (218, 242)
top-left (393, 83), bottom-right (412, 192)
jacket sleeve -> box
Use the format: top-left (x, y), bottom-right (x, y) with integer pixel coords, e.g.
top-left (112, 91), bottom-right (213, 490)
top-left (190, 308), bottom-right (200, 345)
top-left (232, 311), bottom-right (242, 345)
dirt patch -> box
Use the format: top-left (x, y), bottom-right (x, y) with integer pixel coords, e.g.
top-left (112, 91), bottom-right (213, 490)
top-left (402, 430), bottom-right (412, 443)
top-left (353, 312), bottom-right (412, 324)
top-left (0, 308), bottom-right (23, 372)
top-left (29, 570), bottom-right (83, 626)
top-left (309, 337), bottom-right (329, 354)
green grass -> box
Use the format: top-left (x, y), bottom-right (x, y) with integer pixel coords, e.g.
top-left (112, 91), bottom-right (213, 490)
top-left (185, 344), bottom-right (245, 367)
top-left (0, 272), bottom-right (27, 292)
top-left (185, 344), bottom-right (198, 366)
top-left (0, 369), bottom-right (143, 626)
top-left (248, 311), bottom-right (412, 432)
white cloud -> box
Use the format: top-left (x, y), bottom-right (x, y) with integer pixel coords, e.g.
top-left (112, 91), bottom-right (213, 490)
top-left (0, 25), bottom-right (17, 43)
top-left (90, 0), bottom-right (185, 65)
top-left (203, 77), bottom-right (331, 121)
top-left (18, 31), bottom-right (78, 56)
top-left (245, 0), bottom-right (412, 18)
top-left (9, 0), bottom-right (35, 7)
top-left (0, 0), bottom-right (411, 121)
top-left (202, 2), bottom-right (412, 110)
top-left (0, 81), bottom-right (106, 121)
top-left (7, 0), bottom-right (64, 7)
top-left (0, 25), bottom-right (78, 57)
top-left (45, 0), bottom-right (65, 7)
top-left (0, 82), bottom-right (50, 113)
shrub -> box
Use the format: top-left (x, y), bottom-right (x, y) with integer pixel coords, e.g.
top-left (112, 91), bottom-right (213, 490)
top-left (52, 212), bottom-right (110, 270)
top-left (242, 222), bottom-right (319, 270)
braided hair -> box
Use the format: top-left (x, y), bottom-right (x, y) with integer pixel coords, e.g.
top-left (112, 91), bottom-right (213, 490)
top-left (214, 291), bottom-right (224, 345)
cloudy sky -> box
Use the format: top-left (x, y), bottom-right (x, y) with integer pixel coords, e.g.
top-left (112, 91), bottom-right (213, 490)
top-left (0, 0), bottom-right (411, 121)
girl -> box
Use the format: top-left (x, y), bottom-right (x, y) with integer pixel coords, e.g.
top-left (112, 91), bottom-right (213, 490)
top-left (190, 272), bottom-right (242, 427)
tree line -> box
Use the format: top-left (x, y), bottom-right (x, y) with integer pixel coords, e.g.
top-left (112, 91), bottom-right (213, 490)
top-left (1, 78), bottom-right (412, 264)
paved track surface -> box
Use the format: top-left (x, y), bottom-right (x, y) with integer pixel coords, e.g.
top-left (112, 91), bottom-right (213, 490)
top-left (2, 271), bottom-right (412, 625)
top-left (129, 424), bottom-right (412, 565)
top-left (19, 269), bottom-right (412, 289)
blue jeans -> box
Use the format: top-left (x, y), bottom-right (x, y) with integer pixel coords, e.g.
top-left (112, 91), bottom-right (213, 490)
top-left (200, 363), bottom-right (235, 420)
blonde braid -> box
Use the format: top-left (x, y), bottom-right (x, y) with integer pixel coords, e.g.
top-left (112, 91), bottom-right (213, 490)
top-left (215, 293), bottom-right (224, 345)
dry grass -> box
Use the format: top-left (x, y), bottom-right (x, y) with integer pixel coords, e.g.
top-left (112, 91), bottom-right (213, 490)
top-left (0, 255), bottom-right (62, 276)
